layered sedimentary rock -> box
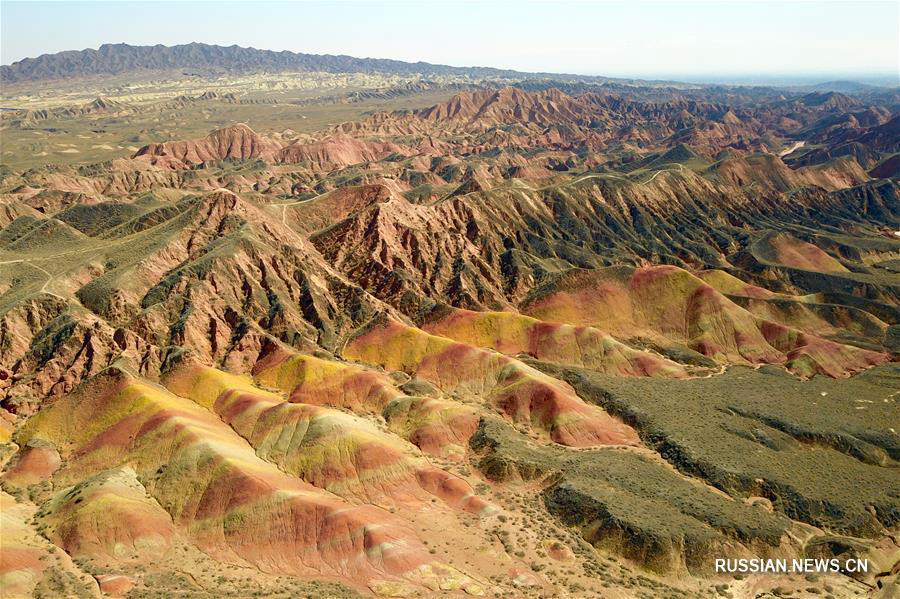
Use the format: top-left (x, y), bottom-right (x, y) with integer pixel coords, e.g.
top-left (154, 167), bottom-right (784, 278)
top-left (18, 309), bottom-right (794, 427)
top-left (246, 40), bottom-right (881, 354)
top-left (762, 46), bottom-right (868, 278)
top-left (2, 81), bottom-right (898, 598)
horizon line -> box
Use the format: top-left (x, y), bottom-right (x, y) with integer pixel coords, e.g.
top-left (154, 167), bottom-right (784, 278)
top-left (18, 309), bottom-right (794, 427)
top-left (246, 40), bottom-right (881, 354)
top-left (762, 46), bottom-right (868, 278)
top-left (2, 41), bottom-right (897, 87)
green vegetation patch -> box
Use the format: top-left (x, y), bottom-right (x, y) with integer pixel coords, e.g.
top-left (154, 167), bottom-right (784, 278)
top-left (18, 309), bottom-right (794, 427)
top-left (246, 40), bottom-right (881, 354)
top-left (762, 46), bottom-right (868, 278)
top-left (0, 216), bottom-right (85, 251)
top-left (530, 361), bottom-right (900, 536)
top-left (27, 313), bottom-right (78, 367)
top-left (56, 202), bottom-right (145, 236)
top-left (470, 417), bottom-right (788, 573)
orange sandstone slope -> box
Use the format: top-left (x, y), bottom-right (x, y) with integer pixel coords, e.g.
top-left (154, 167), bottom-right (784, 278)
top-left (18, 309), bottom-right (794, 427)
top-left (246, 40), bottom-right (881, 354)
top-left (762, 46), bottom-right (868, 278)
top-left (421, 306), bottom-right (688, 378)
top-left (251, 349), bottom-right (482, 459)
top-left (522, 265), bottom-right (889, 378)
top-left (133, 123), bottom-right (282, 167)
top-left (164, 360), bottom-right (491, 513)
top-left (343, 316), bottom-right (640, 447)
top-left (11, 367), bottom-right (484, 595)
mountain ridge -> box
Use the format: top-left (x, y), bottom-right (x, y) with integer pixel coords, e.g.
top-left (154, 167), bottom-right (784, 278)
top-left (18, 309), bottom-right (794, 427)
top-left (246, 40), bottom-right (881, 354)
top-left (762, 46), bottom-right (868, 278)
top-left (1, 41), bottom-right (596, 84)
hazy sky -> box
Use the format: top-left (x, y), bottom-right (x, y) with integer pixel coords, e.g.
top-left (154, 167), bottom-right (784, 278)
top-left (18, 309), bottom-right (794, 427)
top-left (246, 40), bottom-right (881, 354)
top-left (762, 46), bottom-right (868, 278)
top-left (1, 1), bottom-right (898, 81)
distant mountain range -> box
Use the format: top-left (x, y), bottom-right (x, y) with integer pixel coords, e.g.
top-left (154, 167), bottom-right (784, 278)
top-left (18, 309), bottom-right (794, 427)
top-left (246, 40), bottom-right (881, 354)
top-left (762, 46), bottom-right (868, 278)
top-left (6, 43), bottom-right (892, 91)
top-left (0, 42), bottom-right (584, 84)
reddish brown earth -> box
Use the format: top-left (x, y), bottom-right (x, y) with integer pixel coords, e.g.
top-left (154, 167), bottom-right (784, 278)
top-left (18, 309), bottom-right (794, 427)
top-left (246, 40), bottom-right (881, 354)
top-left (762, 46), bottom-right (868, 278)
top-left (1, 81), bottom-right (898, 598)
top-left (134, 123), bottom-right (283, 166)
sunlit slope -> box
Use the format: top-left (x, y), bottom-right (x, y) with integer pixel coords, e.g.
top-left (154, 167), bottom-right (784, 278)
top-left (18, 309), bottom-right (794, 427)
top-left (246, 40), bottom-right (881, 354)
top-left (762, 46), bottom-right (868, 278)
top-left (165, 362), bottom-right (491, 513)
top-left (422, 307), bottom-right (688, 377)
top-left (522, 265), bottom-right (889, 377)
top-left (252, 350), bottom-right (482, 458)
top-left (16, 369), bottom-right (480, 592)
top-left (345, 317), bottom-right (640, 447)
